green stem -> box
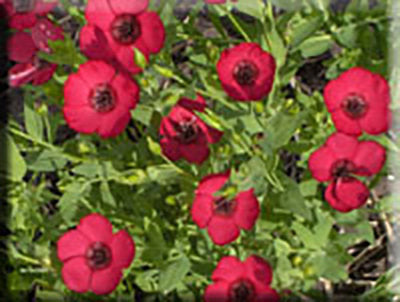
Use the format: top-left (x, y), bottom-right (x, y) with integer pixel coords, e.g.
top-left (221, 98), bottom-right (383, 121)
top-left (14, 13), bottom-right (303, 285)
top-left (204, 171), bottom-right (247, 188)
top-left (225, 8), bottom-right (251, 42)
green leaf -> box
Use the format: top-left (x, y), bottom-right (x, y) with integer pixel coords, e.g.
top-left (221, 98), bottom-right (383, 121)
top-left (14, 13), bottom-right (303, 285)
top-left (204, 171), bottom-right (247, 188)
top-left (59, 182), bottom-right (91, 223)
top-left (233, 0), bottom-right (264, 20)
top-left (292, 221), bottom-right (320, 249)
top-left (131, 105), bottom-right (154, 126)
top-left (142, 222), bottom-right (167, 264)
top-left (299, 179), bottom-right (319, 197)
top-left (72, 162), bottom-right (99, 178)
top-left (159, 255), bottom-right (191, 293)
top-left (29, 150), bottom-right (68, 172)
top-left (38, 35), bottom-right (86, 66)
top-left (260, 111), bottom-right (308, 151)
top-left (311, 254), bottom-right (348, 282)
top-left (100, 181), bottom-right (117, 207)
top-left (0, 129), bottom-right (27, 181)
top-left (276, 173), bottom-right (312, 221)
top-left (289, 15), bottom-right (323, 47)
top-left (334, 24), bottom-right (359, 48)
top-left (24, 104), bottom-right (44, 142)
top-left (133, 47), bottom-right (148, 69)
top-left (298, 35), bottom-right (334, 58)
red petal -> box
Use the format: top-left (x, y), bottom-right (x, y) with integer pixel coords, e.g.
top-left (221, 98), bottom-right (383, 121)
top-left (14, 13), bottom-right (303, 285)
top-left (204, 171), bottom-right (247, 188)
top-left (57, 230), bottom-right (91, 262)
top-left (178, 95), bottom-right (207, 112)
top-left (233, 189), bottom-right (260, 230)
top-left (8, 62), bottom-right (36, 87)
top-left (111, 230), bottom-right (135, 269)
top-left (64, 73), bottom-right (91, 109)
top-left (330, 110), bottom-right (361, 136)
top-left (325, 132), bottom-right (358, 160)
top-left (160, 137), bottom-right (182, 161)
top-left (179, 138), bottom-right (210, 165)
top-left (63, 106), bottom-right (100, 135)
top-left (31, 17), bottom-right (64, 52)
top-left (115, 44), bottom-right (146, 74)
top-left (7, 32), bottom-right (36, 63)
top-left (204, 282), bottom-right (230, 302)
top-left (109, 0), bottom-right (148, 15)
top-left (78, 60), bottom-right (116, 86)
top-left (77, 213), bottom-right (113, 245)
top-left (325, 178), bottom-right (369, 212)
top-left (197, 119), bottom-right (223, 144)
top-left (254, 286), bottom-right (280, 302)
top-left (79, 25), bottom-right (116, 61)
top-left (9, 13), bottom-right (37, 30)
top-left (98, 109), bottom-right (132, 138)
top-left (353, 141), bottom-right (386, 176)
top-left (90, 267), bottom-right (122, 295)
top-left (85, 0), bottom-right (115, 31)
top-left (196, 170), bottom-right (230, 195)
top-left (61, 257), bottom-right (91, 293)
top-left (207, 216), bottom-right (240, 245)
top-left (359, 107), bottom-right (390, 135)
top-left (211, 256), bottom-right (244, 282)
top-left (134, 11), bottom-right (165, 54)
top-left (191, 194), bottom-right (214, 228)
top-left (33, 0), bottom-right (58, 15)
top-left (244, 255), bottom-right (273, 286)
top-left (31, 62), bottom-right (57, 86)
top-left (308, 146), bottom-right (336, 182)
top-left (111, 73), bottom-right (140, 110)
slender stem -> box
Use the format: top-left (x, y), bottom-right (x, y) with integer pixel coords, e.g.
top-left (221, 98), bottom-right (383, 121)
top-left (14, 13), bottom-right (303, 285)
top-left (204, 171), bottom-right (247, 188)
top-left (225, 8), bottom-right (251, 42)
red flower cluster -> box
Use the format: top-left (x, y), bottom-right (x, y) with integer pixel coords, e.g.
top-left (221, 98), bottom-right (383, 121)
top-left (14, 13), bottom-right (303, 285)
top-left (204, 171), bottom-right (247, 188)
top-left (324, 67), bottom-right (391, 136)
top-left (309, 133), bottom-right (386, 212)
top-left (80, 0), bottom-right (165, 74)
top-left (205, 255), bottom-right (279, 302)
top-left (191, 170), bottom-right (260, 245)
top-left (4, 1), bottom-right (62, 87)
top-left (2, 0), bottom-right (57, 30)
top-left (217, 42), bottom-right (276, 101)
top-left (63, 61), bottom-right (139, 138)
top-left (159, 95), bottom-right (223, 164)
top-left (57, 213), bottom-right (135, 295)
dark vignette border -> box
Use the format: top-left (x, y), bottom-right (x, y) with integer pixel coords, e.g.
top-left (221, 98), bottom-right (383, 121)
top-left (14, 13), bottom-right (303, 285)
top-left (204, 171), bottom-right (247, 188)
top-left (0, 3), bottom-right (10, 301)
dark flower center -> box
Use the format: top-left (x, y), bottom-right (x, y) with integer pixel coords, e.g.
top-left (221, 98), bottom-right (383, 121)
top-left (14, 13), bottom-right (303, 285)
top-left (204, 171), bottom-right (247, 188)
top-left (33, 56), bottom-right (51, 70)
top-left (331, 159), bottom-right (356, 179)
top-left (174, 118), bottom-right (199, 144)
top-left (89, 83), bottom-right (116, 113)
top-left (341, 94), bottom-right (368, 119)
top-left (85, 242), bottom-right (112, 270)
top-left (111, 14), bottom-right (141, 45)
top-left (229, 279), bottom-right (255, 302)
top-left (213, 197), bottom-right (236, 216)
top-left (233, 60), bottom-right (259, 86)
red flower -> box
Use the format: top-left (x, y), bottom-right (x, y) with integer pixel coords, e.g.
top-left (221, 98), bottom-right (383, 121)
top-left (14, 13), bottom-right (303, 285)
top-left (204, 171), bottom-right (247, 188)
top-left (7, 17), bottom-right (63, 87)
top-left (191, 170), bottom-right (260, 245)
top-left (2, 0), bottom-right (57, 30)
top-left (324, 67), bottom-right (391, 136)
top-left (159, 95), bottom-right (223, 165)
top-left (217, 42), bottom-right (276, 101)
top-left (57, 213), bottom-right (135, 295)
top-left (308, 132), bottom-right (386, 212)
top-left (63, 60), bottom-right (139, 138)
top-left (204, 255), bottom-right (279, 302)
top-left (80, 0), bottom-right (165, 74)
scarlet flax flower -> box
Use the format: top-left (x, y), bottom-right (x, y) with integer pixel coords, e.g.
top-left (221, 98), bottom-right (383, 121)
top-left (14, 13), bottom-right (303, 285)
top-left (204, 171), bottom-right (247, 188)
top-left (308, 132), bottom-right (386, 212)
top-left (80, 0), bottom-right (165, 74)
top-left (217, 42), bottom-right (276, 101)
top-left (159, 95), bottom-right (223, 164)
top-left (191, 170), bottom-right (260, 245)
top-left (7, 17), bottom-right (63, 87)
top-left (63, 60), bottom-right (140, 138)
top-left (204, 255), bottom-right (279, 302)
top-left (2, 0), bottom-right (58, 30)
top-left (324, 67), bottom-right (391, 136)
top-left (57, 213), bottom-right (135, 295)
